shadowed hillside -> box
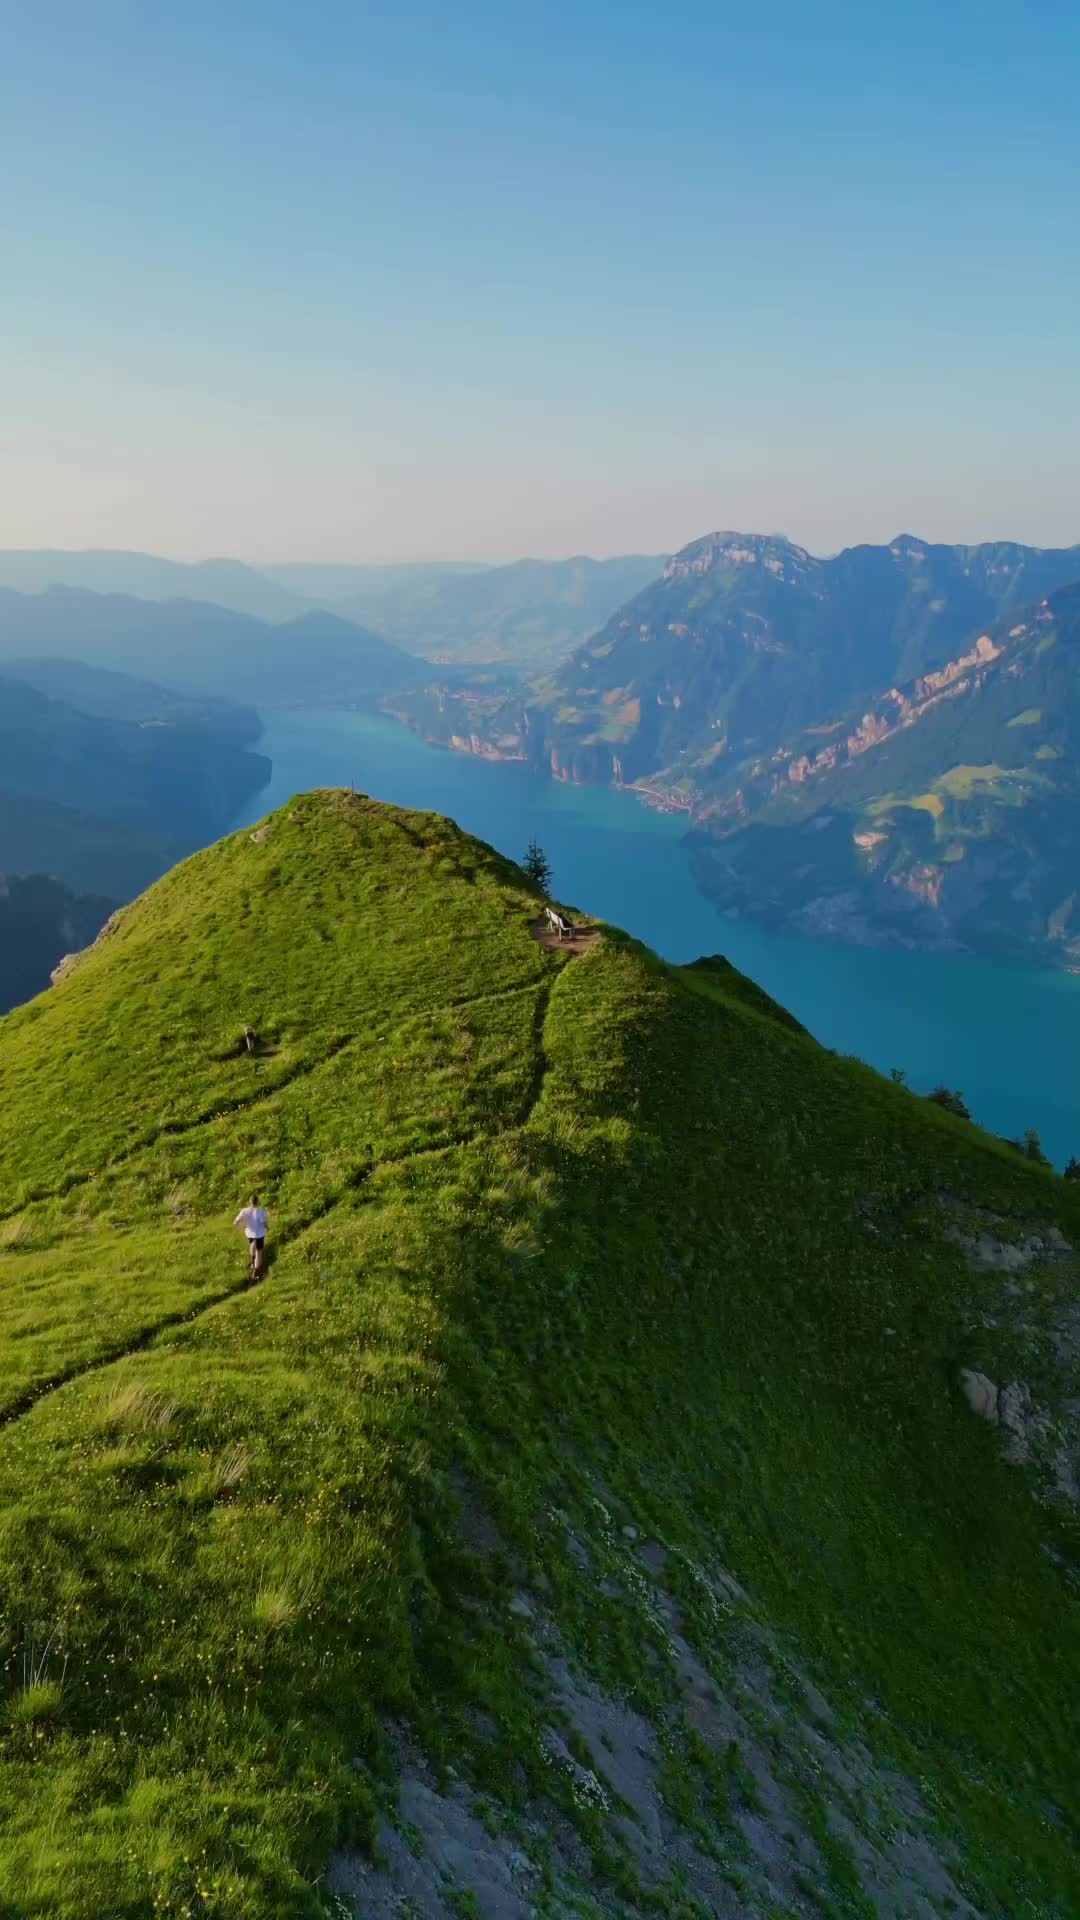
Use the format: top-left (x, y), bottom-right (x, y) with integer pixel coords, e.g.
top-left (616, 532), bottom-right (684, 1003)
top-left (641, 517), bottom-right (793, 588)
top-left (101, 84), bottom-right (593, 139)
top-left (0, 874), bottom-right (115, 1013)
top-left (0, 792), bottom-right (1077, 1918)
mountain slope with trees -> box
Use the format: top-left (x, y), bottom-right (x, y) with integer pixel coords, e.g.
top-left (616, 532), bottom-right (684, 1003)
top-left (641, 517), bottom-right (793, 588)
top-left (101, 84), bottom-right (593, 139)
top-left (687, 581), bottom-right (1080, 960)
top-left (387, 533), bottom-right (1080, 960)
top-left (0, 791), bottom-right (1078, 1916)
top-left (0, 873), bottom-right (115, 1013)
top-left (391, 532), bottom-right (1080, 787)
top-left (0, 549), bottom-right (309, 624)
top-left (0, 551), bottom-right (665, 672)
top-left (321, 553), bottom-right (665, 669)
top-left (0, 661), bottom-right (270, 920)
top-left (0, 586), bottom-right (430, 709)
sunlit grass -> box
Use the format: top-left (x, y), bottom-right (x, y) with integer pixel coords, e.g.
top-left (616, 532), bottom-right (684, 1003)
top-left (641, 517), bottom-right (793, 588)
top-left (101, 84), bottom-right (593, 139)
top-left (0, 790), bottom-right (1076, 1917)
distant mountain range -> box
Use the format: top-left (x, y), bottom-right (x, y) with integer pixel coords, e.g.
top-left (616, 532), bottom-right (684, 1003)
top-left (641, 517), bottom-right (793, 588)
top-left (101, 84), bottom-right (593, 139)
top-left (6, 533), bottom-right (1080, 967)
top-left (0, 660), bottom-right (270, 894)
top-left (0, 585), bottom-right (430, 709)
top-left (276, 553), bottom-right (665, 669)
top-left (0, 654), bottom-right (276, 996)
top-left (387, 531), bottom-right (1080, 963)
top-left (0, 549), bottom-right (664, 671)
top-left (0, 549), bottom-right (309, 624)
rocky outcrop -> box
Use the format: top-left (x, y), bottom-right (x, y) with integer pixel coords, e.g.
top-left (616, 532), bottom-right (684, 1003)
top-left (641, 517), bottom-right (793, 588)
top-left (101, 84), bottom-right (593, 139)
top-left (49, 907), bottom-right (126, 988)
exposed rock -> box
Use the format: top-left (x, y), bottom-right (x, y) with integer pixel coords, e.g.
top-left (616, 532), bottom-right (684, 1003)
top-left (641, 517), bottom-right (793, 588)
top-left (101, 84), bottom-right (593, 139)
top-left (960, 1369), bottom-right (999, 1422)
top-left (49, 907), bottom-right (126, 988)
top-left (332, 1487), bottom-right (981, 1920)
top-left (329, 1768), bottom-right (536, 1920)
top-left (974, 1233), bottom-right (1032, 1271)
top-left (49, 952), bottom-right (82, 987)
top-left (999, 1381), bottom-right (1034, 1463)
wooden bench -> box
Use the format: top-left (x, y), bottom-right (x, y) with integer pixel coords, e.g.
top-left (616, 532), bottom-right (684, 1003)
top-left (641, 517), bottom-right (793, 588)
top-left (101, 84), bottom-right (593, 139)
top-left (544, 905), bottom-right (574, 940)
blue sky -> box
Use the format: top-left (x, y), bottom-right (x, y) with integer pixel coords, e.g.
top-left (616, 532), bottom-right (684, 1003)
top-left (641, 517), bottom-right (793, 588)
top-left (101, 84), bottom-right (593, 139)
top-left (1, 0), bottom-right (1078, 561)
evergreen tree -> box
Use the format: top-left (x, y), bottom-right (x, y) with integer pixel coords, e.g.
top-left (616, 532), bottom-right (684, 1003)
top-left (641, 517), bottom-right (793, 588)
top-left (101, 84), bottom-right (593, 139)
top-left (1064, 1156), bottom-right (1080, 1182)
top-left (1024, 1128), bottom-right (1052, 1168)
top-left (522, 839), bottom-right (553, 895)
top-left (927, 1086), bottom-right (971, 1121)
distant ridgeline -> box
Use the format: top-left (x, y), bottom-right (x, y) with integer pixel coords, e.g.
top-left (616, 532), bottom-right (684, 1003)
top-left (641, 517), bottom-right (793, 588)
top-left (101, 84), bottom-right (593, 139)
top-left (0, 652), bottom-right (274, 1004)
top-left (0, 659), bottom-right (270, 906)
top-left (0, 549), bottom-right (665, 672)
top-left (387, 532), bottom-right (1080, 964)
top-left (0, 556), bottom-right (671, 1007)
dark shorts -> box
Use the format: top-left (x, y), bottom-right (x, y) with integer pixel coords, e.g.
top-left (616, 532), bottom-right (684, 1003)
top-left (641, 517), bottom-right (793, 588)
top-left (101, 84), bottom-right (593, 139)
top-left (248, 1236), bottom-right (265, 1252)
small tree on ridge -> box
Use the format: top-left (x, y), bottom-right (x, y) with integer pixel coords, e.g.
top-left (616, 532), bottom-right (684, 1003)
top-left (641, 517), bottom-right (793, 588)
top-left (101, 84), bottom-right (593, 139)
top-left (522, 839), bottom-right (553, 896)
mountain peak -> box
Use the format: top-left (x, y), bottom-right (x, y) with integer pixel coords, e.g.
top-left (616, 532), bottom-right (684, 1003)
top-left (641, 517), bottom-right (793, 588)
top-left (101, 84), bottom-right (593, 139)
top-left (665, 530), bottom-right (813, 584)
top-left (3, 788), bottom-right (1077, 1913)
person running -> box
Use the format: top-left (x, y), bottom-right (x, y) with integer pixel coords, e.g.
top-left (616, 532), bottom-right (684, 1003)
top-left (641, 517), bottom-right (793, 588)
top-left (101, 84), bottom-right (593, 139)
top-left (234, 1194), bottom-right (269, 1277)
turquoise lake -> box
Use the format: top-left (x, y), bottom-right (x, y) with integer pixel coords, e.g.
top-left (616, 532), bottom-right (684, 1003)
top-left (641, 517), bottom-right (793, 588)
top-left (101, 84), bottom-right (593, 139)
top-left (234, 707), bottom-right (1080, 1169)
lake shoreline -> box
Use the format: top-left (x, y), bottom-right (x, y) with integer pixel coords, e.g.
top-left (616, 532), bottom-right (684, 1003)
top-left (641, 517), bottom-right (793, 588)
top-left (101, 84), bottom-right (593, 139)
top-left (232, 706), bottom-right (1080, 1168)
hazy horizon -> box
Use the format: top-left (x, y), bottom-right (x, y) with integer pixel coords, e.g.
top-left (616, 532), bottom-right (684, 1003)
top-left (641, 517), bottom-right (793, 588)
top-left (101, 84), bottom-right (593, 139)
top-left (2, 2), bottom-right (1078, 562)
top-left (3, 524), bottom-right (1080, 573)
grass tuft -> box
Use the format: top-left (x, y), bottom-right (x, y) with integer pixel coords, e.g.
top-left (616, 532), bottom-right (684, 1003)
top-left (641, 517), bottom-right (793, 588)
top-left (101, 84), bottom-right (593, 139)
top-left (101, 1380), bottom-right (180, 1431)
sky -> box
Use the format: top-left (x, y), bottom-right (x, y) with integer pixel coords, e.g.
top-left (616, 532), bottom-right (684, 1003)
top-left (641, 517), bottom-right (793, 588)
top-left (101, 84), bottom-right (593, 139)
top-left (1, 0), bottom-right (1078, 564)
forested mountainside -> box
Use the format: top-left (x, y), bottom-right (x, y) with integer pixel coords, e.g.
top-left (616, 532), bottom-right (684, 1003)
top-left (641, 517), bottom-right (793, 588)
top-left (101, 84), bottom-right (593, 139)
top-left (687, 582), bottom-right (1080, 960)
top-left (1, 654), bottom-right (260, 737)
top-left (0, 549), bottom-right (309, 624)
top-left (0, 661), bottom-right (269, 907)
top-left (0, 873), bottom-right (115, 1014)
top-left (0, 586), bottom-right (430, 708)
top-left (385, 533), bottom-right (1080, 961)
top-left (319, 553), bottom-right (665, 669)
top-left (0, 674), bottom-right (268, 852)
top-left (0, 790), bottom-right (1078, 1916)
top-left (387, 532), bottom-right (1080, 785)
top-left (0, 551), bottom-right (665, 673)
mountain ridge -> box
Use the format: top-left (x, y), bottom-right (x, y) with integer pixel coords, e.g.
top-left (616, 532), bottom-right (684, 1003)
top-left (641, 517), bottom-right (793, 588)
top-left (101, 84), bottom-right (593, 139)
top-left (0, 658), bottom-right (271, 914)
top-left (0, 583), bottom-right (431, 708)
top-left (0, 790), bottom-right (1078, 1915)
top-left (688, 578), bottom-right (1080, 961)
top-left (0, 551), bottom-right (667, 672)
top-left (385, 530), bottom-right (1080, 960)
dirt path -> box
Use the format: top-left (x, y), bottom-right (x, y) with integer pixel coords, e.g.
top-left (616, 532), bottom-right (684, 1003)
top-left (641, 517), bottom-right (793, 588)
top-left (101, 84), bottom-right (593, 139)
top-left (528, 917), bottom-right (601, 956)
top-left (0, 964), bottom-right (571, 1434)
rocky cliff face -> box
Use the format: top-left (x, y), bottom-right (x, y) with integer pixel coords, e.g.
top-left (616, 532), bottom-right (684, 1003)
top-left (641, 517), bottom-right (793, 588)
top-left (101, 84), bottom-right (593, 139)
top-left (493, 530), bottom-right (1080, 806)
top-left (687, 582), bottom-right (1080, 963)
top-left (388, 538), bottom-right (1080, 963)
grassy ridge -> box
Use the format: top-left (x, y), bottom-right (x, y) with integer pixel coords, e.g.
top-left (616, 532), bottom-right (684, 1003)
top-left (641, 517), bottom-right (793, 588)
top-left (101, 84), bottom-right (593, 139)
top-left (0, 792), bottom-right (1077, 1917)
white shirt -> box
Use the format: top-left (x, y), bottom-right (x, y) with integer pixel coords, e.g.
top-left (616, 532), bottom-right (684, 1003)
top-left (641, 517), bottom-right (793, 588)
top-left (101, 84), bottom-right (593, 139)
top-left (235, 1205), bottom-right (268, 1240)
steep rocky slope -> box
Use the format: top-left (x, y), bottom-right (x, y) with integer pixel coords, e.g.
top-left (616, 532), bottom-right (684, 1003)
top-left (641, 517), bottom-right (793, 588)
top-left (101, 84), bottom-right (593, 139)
top-left (0, 793), bottom-right (1078, 1917)
top-left (688, 582), bottom-right (1080, 961)
top-left (387, 532), bottom-right (1080, 795)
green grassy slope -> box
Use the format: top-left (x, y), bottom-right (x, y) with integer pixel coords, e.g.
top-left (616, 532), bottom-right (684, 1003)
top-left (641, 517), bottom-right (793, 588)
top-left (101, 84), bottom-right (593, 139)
top-left (0, 792), bottom-right (1077, 1918)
